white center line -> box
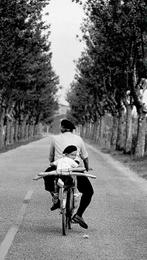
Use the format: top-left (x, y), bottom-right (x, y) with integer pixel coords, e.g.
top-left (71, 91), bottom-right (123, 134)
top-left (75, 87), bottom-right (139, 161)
top-left (0, 189), bottom-right (33, 260)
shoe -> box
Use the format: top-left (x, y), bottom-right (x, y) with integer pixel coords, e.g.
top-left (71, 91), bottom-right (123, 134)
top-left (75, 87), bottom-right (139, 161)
top-left (50, 200), bottom-right (60, 211)
top-left (72, 214), bottom-right (88, 229)
top-left (51, 192), bottom-right (59, 204)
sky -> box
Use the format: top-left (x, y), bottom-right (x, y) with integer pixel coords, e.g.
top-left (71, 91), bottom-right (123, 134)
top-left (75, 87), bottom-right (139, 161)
top-left (44, 0), bottom-right (85, 105)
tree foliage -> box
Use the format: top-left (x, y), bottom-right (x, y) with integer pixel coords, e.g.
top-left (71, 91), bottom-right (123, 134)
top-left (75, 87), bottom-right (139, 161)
top-left (68, 0), bottom-right (147, 122)
top-left (0, 0), bottom-right (59, 124)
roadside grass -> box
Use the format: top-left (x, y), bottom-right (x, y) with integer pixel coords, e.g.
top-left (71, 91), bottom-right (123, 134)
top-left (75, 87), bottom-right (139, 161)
top-left (85, 138), bottom-right (147, 181)
top-left (109, 150), bottom-right (147, 180)
top-left (0, 135), bottom-right (43, 154)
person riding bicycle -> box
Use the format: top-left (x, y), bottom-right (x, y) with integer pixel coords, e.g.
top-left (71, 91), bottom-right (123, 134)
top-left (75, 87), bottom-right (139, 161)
top-left (43, 118), bottom-right (94, 229)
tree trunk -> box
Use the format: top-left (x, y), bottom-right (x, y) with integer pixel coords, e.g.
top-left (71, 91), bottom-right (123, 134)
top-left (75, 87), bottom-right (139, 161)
top-left (10, 123), bottom-right (14, 144)
top-left (14, 120), bottom-right (19, 142)
top-left (124, 105), bottom-right (133, 154)
top-left (28, 124), bottom-right (35, 138)
top-left (110, 114), bottom-right (118, 150)
top-left (82, 124), bottom-right (86, 138)
top-left (21, 120), bottom-right (27, 140)
top-left (134, 112), bottom-right (146, 158)
top-left (91, 123), bottom-right (95, 139)
top-left (95, 119), bottom-right (100, 142)
top-left (116, 108), bottom-right (125, 151)
top-left (5, 118), bottom-right (11, 146)
top-left (25, 124), bottom-right (29, 140)
top-left (92, 121), bottom-right (99, 141)
top-left (80, 124), bottom-right (84, 137)
top-left (87, 122), bottom-right (90, 138)
top-left (87, 122), bottom-right (91, 138)
top-left (0, 108), bottom-right (5, 149)
top-left (85, 122), bottom-right (90, 138)
top-left (98, 116), bottom-right (104, 146)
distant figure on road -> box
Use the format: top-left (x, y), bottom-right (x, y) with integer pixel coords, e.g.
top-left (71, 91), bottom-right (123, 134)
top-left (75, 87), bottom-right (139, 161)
top-left (43, 119), bottom-right (94, 229)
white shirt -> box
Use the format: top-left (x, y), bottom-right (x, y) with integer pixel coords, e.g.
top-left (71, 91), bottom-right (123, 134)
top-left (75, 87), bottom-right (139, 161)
top-left (52, 157), bottom-right (79, 172)
top-left (49, 132), bottom-right (88, 162)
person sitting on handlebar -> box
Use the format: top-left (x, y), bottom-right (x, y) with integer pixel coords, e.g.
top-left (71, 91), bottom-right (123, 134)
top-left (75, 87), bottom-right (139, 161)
top-left (50, 145), bottom-right (79, 173)
top-left (50, 145), bottom-right (79, 208)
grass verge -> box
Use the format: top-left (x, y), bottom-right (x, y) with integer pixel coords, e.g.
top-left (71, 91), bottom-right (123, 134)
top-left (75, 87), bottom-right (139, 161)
top-left (0, 135), bottom-right (43, 154)
top-left (85, 138), bottom-right (147, 181)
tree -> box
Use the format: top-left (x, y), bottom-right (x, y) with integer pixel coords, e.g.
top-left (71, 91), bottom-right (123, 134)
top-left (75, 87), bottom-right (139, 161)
top-left (0, 0), bottom-right (59, 146)
top-left (70, 0), bottom-right (147, 157)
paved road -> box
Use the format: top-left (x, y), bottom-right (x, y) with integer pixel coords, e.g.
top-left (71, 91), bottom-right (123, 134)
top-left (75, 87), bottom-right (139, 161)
top-left (0, 136), bottom-right (147, 260)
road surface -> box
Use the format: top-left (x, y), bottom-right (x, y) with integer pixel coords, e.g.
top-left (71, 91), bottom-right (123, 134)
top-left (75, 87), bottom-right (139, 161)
top-left (0, 136), bottom-right (147, 260)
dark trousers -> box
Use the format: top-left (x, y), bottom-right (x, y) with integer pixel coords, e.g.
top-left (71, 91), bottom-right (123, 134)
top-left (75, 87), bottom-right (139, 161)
top-left (43, 167), bottom-right (94, 217)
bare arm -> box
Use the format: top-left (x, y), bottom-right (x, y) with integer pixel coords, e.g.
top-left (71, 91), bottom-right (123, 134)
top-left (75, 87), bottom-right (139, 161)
top-left (49, 138), bottom-right (55, 163)
top-left (79, 137), bottom-right (89, 171)
top-left (83, 157), bottom-right (89, 172)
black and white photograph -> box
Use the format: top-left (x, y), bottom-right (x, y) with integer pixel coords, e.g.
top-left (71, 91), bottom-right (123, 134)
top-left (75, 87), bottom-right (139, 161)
top-left (0, 0), bottom-right (147, 259)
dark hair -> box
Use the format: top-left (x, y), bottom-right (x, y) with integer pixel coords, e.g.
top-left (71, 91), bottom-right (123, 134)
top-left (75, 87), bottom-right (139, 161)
top-left (61, 119), bottom-right (75, 131)
top-left (63, 145), bottom-right (77, 155)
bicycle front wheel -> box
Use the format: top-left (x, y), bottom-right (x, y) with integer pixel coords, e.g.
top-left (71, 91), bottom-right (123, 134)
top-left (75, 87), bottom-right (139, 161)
top-left (61, 188), bottom-right (74, 235)
top-left (66, 188), bottom-right (74, 230)
top-left (62, 208), bottom-right (68, 235)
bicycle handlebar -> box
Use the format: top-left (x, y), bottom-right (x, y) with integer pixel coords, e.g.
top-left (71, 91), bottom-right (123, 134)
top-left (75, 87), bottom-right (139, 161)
top-left (33, 168), bottom-right (96, 181)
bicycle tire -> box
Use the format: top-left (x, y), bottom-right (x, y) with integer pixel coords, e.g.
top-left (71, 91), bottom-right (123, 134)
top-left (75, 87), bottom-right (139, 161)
top-left (62, 208), bottom-right (68, 235)
top-left (66, 188), bottom-right (74, 230)
top-left (61, 190), bottom-right (68, 236)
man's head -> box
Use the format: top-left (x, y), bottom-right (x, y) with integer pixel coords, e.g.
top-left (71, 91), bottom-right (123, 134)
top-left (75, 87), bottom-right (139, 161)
top-left (63, 145), bottom-right (77, 160)
top-left (60, 119), bottom-right (76, 133)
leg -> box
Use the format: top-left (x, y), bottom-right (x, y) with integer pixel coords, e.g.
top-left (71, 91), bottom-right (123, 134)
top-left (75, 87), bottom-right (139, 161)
top-left (72, 176), bottom-right (94, 229)
top-left (43, 165), bottom-right (60, 211)
top-left (76, 176), bottom-right (94, 217)
top-left (43, 165), bottom-right (56, 192)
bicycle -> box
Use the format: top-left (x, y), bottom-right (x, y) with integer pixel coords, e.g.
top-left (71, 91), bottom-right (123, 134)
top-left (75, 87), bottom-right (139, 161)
top-left (33, 167), bottom-right (96, 236)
